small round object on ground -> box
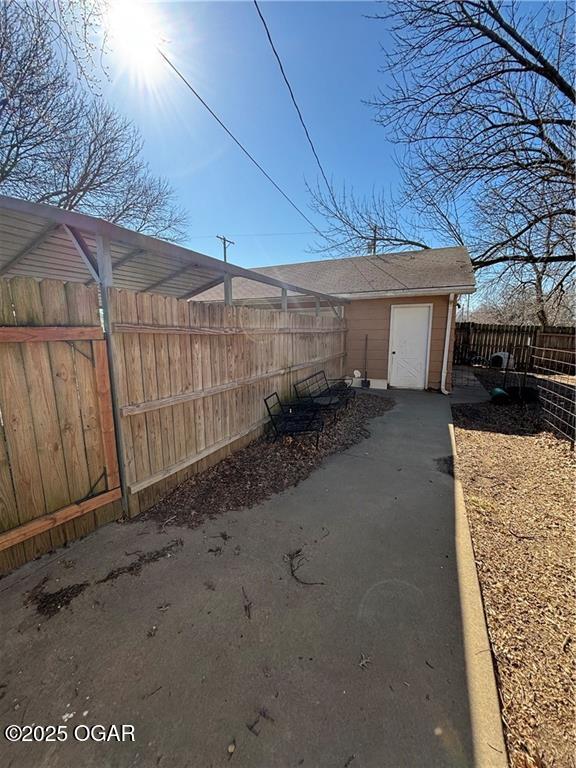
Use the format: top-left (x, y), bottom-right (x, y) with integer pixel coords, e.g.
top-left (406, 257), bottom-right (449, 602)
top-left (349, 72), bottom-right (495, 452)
top-left (490, 387), bottom-right (510, 404)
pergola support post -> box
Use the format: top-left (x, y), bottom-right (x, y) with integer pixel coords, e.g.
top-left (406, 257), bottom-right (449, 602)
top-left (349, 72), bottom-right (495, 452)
top-left (224, 274), bottom-right (233, 306)
top-left (96, 235), bottom-right (129, 515)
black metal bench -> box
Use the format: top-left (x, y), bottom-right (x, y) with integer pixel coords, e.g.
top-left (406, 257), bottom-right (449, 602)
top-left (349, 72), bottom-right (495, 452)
top-left (293, 370), bottom-right (354, 413)
top-left (264, 392), bottom-right (324, 448)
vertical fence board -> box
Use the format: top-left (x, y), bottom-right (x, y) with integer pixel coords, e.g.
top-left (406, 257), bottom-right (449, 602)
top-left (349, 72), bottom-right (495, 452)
top-left (108, 289), bottom-right (140, 518)
top-left (0, 280), bottom-right (27, 571)
top-left (10, 277), bottom-right (70, 553)
top-left (178, 299), bottom-right (197, 475)
top-left (151, 294), bottom-right (176, 476)
top-left (166, 296), bottom-right (186, 469)
top-left (189, 302), bottom-right (206, 454)
top-left (108, 290), bottom-right (346, 510)
top-left (65, 282), bottom-right (114, 526)
top-left (121, 290), bottom-right (150, 513)
top-left (136, 292), bottom-right (165, 507)
top-left (40, 279), bottom-right (92, 542)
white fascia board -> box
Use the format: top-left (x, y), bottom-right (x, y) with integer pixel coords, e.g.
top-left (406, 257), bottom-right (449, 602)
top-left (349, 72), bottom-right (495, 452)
top-left (335, 286), bottom-right (476, 300)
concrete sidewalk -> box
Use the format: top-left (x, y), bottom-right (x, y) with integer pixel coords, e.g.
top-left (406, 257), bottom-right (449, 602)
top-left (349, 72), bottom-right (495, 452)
top-left (0, 391), bottom-right (505, 768)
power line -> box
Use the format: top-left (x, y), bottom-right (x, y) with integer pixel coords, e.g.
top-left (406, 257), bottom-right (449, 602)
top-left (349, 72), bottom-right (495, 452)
top-left (156, 47), bottom-right (321, 234)
top-left (157, 38), bottom-right (409, 290)
top-left (251, 4), bottom-right (408, 289)
top-left (190, 231), bottom-right (315, 239)
top-left (253, 0), bottom-right (334, 199)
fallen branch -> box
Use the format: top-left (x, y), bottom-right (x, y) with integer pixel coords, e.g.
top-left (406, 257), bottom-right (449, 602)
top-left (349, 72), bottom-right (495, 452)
top-left (142, 686), bottom-right (162, 699)
top-left (284, 548), bottom-right (325, 586)
top-left (242, 586), bottom-right (253, 620)
top-left (160, 515), bottom-right (176, 533)
top-left (508, 527), bottom-right (539, 541)
top-left (359, 652), bottom-right (371, 670)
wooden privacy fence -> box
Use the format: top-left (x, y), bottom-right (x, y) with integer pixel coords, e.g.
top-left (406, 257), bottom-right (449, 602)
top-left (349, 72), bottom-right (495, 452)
top-left (0, 279), bottom-right (345, 572)
top-left (108, 288), bottom-right (346, 516)
top-left (0, 277), bottom-right (122, 574)
top-left (454, 322), bottom-right (575, 369)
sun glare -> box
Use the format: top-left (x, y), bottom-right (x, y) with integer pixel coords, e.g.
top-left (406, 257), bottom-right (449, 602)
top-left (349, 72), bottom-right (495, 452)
top-left (107, 0), bottom-right (164, 85)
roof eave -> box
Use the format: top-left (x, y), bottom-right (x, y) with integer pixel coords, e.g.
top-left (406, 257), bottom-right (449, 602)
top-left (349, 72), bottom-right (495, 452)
top-left (334, 285), bottom-right (476, 300)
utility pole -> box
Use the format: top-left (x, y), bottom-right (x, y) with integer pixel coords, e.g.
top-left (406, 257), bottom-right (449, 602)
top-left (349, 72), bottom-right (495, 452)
top-left (371, 225), bottom-right (377, 256)
top-left (216, 234), bottom-right (235, 263)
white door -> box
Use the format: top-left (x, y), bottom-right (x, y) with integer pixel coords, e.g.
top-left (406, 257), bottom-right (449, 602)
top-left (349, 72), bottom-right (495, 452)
top-left (389, 305), bottom-right (431, 389)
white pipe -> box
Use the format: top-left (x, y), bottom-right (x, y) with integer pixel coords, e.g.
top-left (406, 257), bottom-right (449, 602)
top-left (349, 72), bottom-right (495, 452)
top-left (441, 293), bottom-right (455, 395)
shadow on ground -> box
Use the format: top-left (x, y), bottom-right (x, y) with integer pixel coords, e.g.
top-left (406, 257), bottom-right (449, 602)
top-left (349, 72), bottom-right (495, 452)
top-left (0, 391), bottom-right (479, 768)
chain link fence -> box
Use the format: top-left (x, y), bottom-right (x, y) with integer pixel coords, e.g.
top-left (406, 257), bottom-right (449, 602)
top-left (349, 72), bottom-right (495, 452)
top-left (452, 336), bottom-right (575, 447)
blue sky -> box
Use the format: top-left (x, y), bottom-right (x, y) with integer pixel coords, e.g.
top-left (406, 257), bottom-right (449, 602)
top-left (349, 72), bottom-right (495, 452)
top-left (103, 1), bottom-right (398, 268)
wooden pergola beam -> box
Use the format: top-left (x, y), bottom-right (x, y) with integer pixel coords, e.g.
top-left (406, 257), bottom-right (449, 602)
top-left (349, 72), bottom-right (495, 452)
top-left (85, 247), bottom-right (146, 285)
top-left (0, 195), bottom-right (350, 305)
top-left (144, 263), bottom-right (196, 293)
top-left (63, 224), bottom-right (99, 282)
top-left (181, 276), bottom-right (225, 300)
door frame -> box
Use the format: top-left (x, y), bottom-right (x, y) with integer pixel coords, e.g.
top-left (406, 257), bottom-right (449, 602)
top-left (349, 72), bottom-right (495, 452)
top-left (388, 303), bottom-right (433, 389)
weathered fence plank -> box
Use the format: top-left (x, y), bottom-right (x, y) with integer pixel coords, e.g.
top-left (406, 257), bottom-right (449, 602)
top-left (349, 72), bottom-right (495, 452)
top-left (11, 277), bottom-right (70, 552)
top-left (0, 277), bottom-right (122, 573)
top-left (0, 277), bottom-right (345, 573)
top-left (109, 289), bottom-right (345, 515)
top-left (455, 322), bottom-right (574, 368)
top-left (0, 280), bottom-right (28, 571)
top-left (40, 279), bottom-right (92, 541)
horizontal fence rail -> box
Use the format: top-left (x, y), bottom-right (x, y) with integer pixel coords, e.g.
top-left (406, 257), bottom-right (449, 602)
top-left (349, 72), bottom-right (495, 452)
top-left (113, 323), bottom-right (344, 336)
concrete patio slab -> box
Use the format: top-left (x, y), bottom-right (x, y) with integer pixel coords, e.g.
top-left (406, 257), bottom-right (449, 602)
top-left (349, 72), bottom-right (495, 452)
top-left (450, 368), bottom-right (491, 405)
top-left (0, 391), bottom-right (506, 768)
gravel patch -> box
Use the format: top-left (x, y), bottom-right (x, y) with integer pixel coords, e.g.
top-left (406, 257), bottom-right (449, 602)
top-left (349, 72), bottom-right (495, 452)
top-left (453, 401), bottom-right (575, 768)
top-left (144, 392), bottom-right (394, 529)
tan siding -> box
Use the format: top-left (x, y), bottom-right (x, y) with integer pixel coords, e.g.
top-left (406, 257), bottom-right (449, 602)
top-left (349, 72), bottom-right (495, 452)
top-left (344, 295), bottom-right (451, 389)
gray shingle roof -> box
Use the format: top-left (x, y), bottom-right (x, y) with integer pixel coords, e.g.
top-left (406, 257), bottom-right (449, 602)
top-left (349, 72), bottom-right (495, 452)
top-left (195, 247), bottom-right (475, 301)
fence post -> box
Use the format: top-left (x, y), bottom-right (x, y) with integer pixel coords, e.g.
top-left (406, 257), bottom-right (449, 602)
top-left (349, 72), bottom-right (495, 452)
top-left (96, 236), bottom-right (129, 515)
top-left (224, 274), bottom-right (233, 307)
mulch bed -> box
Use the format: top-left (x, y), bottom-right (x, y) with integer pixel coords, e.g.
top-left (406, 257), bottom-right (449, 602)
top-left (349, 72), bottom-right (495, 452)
top-left (452, 401), bottom-right (575, 768)
top-left (144, 392), bottom-right (394, 529)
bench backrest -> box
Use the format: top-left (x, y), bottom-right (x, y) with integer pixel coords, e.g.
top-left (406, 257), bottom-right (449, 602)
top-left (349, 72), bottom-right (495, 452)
top-left (264, 392), bottom-right (283, 422)
top-left (294, 370), bottom-right (329, 399)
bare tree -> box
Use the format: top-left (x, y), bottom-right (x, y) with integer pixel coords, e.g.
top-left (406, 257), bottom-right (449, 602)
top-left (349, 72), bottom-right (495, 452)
top-left (473, 197), bottom-right (574, 325)
top-left (308, 182), bottom-right (431, 256)
top-left (373, 1), bottom-right (574, 257)
top-left (469, 260), bottom-right (575, 326)
top-left (21, 0), bottom-right (110, 85)
top-left (309, 1), bottom-right (575, 314)
top-left (0, 0), bottom-right (187, 240)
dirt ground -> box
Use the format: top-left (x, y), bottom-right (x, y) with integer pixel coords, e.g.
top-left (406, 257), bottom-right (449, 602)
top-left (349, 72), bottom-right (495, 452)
top-left (144, 392), bottom-right (394, 530)
top-left (452, 400), bottom-right (575, 768)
